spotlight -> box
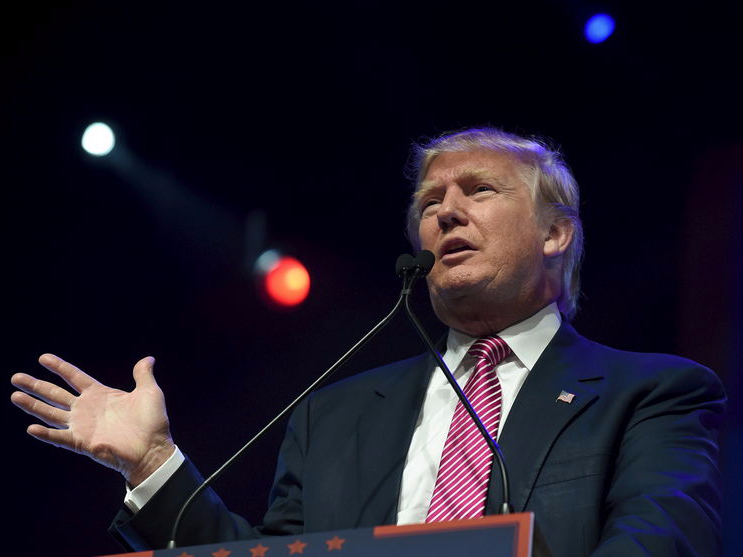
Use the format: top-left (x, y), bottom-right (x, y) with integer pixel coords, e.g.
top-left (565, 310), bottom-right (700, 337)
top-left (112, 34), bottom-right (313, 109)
top-left (81, 122), bottom-right (116, 156)
top-left (584, 14), bottom-right (615, 44)
top-left (255, 251), bottom-right (311, 307)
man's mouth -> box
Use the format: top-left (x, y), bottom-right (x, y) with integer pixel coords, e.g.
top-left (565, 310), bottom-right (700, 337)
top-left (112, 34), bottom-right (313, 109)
top-left (440, 239), bottom-right (475, 257)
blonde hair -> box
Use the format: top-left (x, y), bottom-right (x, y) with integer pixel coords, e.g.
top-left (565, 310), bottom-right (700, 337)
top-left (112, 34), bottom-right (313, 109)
top-left (406, 127), bottom-right (584, 319)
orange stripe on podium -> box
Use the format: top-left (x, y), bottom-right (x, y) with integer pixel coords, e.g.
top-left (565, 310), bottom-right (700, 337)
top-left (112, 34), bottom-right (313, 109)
top-left (373, 513), bottom-right (533, 557)
top-left (98, 551), bottom-right (154, 557)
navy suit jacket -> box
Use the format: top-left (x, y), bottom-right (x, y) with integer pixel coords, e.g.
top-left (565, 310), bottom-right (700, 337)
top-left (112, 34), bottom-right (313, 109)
top-left (111, 322), bottom-right (726, 556)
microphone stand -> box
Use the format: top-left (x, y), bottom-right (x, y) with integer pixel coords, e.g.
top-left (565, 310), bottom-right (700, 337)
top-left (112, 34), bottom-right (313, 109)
top-left (166, 256), bottom-right (419, 548)
top-left (401, 253), bottom-right (513, 515)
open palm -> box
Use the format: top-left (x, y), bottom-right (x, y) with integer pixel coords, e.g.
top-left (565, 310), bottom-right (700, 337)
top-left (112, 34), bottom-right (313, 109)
top-left (11, 353), bottom-right (175, 485)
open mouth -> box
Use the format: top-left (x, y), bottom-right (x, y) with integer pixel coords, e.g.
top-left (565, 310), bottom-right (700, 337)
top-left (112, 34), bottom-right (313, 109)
top-left (440, 240), bottom-right (475, 257)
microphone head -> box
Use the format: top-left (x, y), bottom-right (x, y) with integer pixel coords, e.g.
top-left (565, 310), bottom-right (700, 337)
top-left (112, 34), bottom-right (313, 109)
top-left (414, 250), bottom-right (435, 275)
top-left (395, 253), bottom-right (416, 276)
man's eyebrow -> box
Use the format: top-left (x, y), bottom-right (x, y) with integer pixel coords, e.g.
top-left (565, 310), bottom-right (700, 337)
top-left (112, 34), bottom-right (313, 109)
top-left (415, 168), bottom-right (506, 199)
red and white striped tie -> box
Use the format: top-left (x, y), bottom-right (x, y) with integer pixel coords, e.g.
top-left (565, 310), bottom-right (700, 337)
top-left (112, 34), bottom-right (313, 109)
top-left (426, 336), bottom-right (511, 522)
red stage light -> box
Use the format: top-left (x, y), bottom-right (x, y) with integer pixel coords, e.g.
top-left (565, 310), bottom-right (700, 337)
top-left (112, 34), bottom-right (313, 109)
top-left (264, 256), bottom-right (310, 306)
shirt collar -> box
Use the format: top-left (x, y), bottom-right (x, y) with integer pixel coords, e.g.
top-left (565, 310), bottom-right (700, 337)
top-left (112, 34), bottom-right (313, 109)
top-left (442, 302), bottom-right (562, 374)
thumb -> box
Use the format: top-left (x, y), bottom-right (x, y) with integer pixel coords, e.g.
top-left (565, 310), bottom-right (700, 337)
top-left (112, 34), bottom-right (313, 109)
top-left (132, 356), bottom-right (158, 389)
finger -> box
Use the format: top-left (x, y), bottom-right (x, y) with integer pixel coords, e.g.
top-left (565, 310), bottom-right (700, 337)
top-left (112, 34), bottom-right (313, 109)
top-left (10, 372), bottom-right (76, 410)
top-left (11, 391), bottom-right (70, 429)
top-left (38, 353), bottom-right (98, 393)
top-left (132, 356), bottom-right (158, 390)
top-left (26, 423), bottom-right (76, 451)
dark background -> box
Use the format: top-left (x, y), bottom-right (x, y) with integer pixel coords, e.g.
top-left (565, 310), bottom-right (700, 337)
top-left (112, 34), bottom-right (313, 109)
top-left (4, 1), bottom-right (742, 555)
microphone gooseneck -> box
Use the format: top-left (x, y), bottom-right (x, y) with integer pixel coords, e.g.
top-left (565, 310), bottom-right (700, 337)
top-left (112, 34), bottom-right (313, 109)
top-left (402, 249), bottom-right (513, 515)
top-left (166, 252), bottom-right (426, 549)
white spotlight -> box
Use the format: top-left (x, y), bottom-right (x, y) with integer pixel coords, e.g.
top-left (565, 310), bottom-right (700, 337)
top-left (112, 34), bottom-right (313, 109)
top-left (254, 249), bottom-right (282, 274)
top-left (81, 122), bottom-right (116, 156)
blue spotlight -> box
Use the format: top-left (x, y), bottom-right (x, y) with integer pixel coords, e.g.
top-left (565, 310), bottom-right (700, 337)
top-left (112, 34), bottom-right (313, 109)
top-left (81, 122), bottom-right (116, 156)
top-left (584, 14), bottom-right (615, 44)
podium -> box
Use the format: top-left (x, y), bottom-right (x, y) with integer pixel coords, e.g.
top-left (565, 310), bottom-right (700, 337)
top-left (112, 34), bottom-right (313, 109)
top-left (100, 513), bottom-right (534, 557)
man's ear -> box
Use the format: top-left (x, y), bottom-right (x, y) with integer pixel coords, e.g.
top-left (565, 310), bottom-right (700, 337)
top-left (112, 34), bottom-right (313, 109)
top-left (543, 217), bottom-right (574, 258)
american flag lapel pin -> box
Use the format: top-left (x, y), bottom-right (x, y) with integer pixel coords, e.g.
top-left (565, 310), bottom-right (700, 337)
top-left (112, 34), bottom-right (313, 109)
top-left (556, 390), bottom-right (576, 404)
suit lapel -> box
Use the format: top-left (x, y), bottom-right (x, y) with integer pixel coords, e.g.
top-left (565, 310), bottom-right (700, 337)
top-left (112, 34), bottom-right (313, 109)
top-left (354, 352), bottom-right (434, 527)
top-left (487, 322), bottom-right (604, 514)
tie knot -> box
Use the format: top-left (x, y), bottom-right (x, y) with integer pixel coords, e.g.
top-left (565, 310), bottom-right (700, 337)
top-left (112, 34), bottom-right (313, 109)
top-left (468, 336), bottom-right (511, 368)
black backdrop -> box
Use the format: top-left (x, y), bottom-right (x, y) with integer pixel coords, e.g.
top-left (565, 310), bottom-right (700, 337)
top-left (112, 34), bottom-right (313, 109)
top-left (4, 2), bottom-right (742, 556)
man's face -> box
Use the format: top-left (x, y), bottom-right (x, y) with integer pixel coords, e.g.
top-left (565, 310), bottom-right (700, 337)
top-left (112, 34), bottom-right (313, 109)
top-left (416, 149), bottom-right (553, 330)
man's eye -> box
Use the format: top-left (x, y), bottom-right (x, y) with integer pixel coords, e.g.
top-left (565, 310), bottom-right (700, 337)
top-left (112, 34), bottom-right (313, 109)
top-left (474, 184), bottom-right (494, 193)
top-left (420, 199), bottom-right (440, 215)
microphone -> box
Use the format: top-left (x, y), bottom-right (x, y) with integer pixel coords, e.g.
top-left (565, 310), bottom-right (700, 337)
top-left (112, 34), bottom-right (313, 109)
top-left (395, 251), bottom-right (434, 278)
top-left (401, 249), bottom-right (513, 515)
top-left (397, 250), bottom-right (434, 293)
top-left (412, 249), bottom-right (435, 275)
top-left (166, 252), bottom-right (427, 548)
top-left (395, 253), bottom-right (416, 276)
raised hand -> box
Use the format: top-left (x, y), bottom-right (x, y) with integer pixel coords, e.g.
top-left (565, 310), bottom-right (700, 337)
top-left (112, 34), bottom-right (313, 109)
top-left (11, 354), bottom-right (176, 486)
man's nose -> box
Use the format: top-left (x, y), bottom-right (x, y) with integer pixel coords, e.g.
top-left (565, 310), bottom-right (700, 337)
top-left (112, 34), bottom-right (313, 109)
top-left (437, 189), bottom-right (468, 231)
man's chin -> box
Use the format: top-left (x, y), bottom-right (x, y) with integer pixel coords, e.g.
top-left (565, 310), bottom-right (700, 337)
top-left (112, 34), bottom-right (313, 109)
top-left (428, 273), bottom-right (487, 300)
top-left (428, 281), bottom-right (488, 320)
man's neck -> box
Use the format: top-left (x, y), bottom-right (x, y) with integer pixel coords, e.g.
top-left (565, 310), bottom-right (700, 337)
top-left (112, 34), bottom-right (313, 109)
top-left (440, 298), bottom-right (558, 338)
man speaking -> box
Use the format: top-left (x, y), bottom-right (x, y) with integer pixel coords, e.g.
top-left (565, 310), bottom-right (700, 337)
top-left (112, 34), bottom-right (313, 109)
top-left (10, 127), bottom-right (725, 556)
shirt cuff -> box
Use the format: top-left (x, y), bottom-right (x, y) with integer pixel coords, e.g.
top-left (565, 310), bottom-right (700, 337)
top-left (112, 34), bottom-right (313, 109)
top-left (124, 445), bottom-right (185, 513)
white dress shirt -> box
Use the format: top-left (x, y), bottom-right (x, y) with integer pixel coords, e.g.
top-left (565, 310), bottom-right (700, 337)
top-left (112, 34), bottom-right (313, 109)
top-left (395, 303), bottom-right (561, 525)
top-left (126, 303), bottom-right (562, 522)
